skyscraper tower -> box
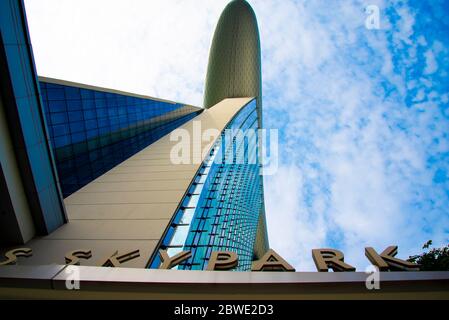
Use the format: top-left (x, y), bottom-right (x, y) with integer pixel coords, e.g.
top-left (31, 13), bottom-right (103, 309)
top-left (0, 0), bottom-right (268, 272)
top-left (150, 0), bottom-right (268, 270)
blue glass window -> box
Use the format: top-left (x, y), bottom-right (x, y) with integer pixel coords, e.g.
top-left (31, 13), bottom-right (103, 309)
top-left (39, 80), bottom-right (202, 197)
top-left (150, 99), bottom-right (263, 271)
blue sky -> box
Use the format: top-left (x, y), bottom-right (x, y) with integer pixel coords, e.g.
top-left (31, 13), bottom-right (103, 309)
top-left (25, 0), bottom-right (449, 270)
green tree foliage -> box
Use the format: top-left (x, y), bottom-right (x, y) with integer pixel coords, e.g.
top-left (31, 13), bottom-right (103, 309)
top-left (408, 240), bottom-right (449, 271)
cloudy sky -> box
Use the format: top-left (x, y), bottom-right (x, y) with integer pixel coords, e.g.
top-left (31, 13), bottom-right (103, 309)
top-left (24, 0), bottom-right (449, 271)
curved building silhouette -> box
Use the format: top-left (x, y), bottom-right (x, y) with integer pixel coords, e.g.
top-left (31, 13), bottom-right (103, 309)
top-left (151, 0), bottom-right (269, 270)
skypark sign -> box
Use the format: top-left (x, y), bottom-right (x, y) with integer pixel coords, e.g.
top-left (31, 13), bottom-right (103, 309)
top-left (0, 246), bottom-right (420, 272)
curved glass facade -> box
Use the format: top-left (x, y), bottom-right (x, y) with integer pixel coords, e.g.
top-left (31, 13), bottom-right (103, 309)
top-left (150, 99), bottom-right (263, 271)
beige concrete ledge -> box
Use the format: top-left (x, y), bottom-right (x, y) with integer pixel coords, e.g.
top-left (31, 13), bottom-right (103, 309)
top-left (0, 265), bottom-right (448, 299)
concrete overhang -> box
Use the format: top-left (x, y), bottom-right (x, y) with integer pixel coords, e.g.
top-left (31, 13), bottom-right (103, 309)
top-left (0, 265), bottom-right (448, 299)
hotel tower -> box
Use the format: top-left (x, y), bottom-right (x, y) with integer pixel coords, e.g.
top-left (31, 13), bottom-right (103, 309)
top-left (1, 0), bottom-right (445, 299)
top-left (0, 0), bottom-right (268, 271)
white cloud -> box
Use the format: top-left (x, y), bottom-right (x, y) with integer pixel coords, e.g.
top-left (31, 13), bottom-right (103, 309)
top-left (24, 0), bottom-right (449, 271)
top-left (424, 49), bottom-right (438, 74)
top-left (264, 166), bottom-right (328, 271)
top-left (256, 0), bottom-right (448, 270)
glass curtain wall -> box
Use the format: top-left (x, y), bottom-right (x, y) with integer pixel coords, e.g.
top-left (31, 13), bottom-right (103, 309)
top-left (150, 99), bottom-right (263, 271)
top-left (39, 81), bottom-right (202, 197)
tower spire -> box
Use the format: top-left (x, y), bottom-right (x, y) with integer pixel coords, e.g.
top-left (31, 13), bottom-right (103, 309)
top-left (203, 0), bottom-right (262, 124)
